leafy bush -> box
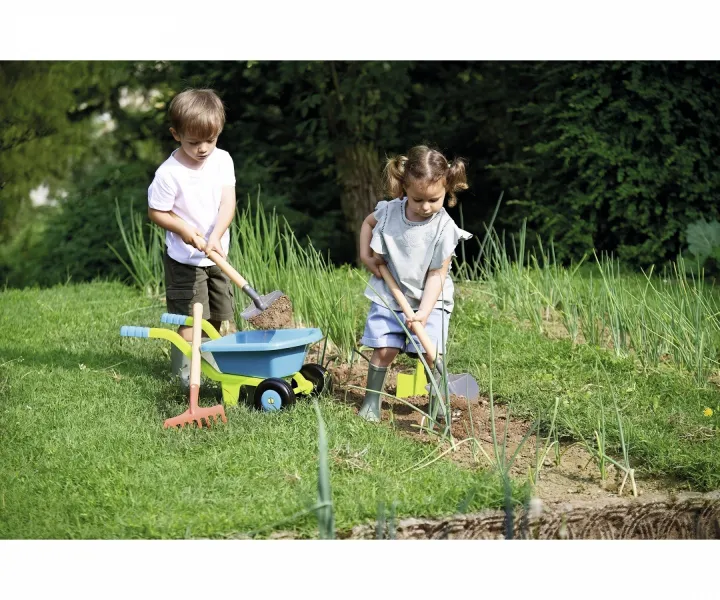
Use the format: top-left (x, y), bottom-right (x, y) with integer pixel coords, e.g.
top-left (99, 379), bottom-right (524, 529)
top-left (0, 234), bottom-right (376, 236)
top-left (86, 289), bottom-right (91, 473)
top-left (23, 162), bottom-right (154, 288)
top-left (488, 61), bottom-right (720, 268)
top-left (684, 218), bottom-right (720, 276)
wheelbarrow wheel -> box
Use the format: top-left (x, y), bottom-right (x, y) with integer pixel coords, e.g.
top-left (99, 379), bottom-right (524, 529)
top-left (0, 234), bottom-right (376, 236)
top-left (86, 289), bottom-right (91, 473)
top-left (254, 378), bottom-right (296, 412)
top-left (298, 363), bottom-right (332, 396)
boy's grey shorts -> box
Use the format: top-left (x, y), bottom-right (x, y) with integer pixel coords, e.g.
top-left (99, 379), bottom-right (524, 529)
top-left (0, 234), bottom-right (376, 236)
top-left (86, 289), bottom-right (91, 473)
top-left (163, 251), bottom-right (235, 322)
top-left (360, 302), bottom-right (450, 356)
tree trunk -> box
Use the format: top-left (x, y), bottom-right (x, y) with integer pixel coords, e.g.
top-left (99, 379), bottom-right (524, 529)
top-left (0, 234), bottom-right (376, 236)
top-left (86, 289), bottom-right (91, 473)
top-left (336, 143), bottom-right (382, 264)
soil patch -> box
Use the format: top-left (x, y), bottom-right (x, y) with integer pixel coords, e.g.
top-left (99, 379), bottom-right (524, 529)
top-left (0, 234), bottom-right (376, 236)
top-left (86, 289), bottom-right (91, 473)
top-left (326, 360), bottom-right (689, 510)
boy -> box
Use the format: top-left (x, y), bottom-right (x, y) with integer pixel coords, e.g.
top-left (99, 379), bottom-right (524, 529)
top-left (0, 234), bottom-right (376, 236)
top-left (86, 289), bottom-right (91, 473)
top-left (148, 88), bottom-right (237, 386)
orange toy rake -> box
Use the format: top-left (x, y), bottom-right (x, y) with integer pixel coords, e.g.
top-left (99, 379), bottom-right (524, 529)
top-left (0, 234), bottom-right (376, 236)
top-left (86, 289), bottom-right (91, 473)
top-left (164, 302), bottom-right (227, 429)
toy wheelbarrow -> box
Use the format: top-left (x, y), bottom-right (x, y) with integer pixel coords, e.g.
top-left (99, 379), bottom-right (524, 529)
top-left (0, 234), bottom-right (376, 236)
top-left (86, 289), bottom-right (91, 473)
top-left (120, 314), bottom-right (332, 412)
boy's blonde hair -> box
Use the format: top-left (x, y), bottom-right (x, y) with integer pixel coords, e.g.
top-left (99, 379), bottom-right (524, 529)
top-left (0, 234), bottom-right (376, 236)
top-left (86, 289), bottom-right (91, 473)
top-left (168, 88), bottom-right (225, 138)
top-left (382, 145), bottom-right (468, 208)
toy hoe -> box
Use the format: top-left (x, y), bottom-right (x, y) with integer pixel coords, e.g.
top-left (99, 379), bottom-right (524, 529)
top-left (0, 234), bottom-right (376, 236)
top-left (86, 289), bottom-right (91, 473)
top-left (378, 264), bottom-right (480, 403)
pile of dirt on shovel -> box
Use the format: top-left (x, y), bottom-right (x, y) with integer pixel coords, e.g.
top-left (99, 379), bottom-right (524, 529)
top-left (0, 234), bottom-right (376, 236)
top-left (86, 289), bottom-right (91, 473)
top-left (247, 294), bottom-right (295, 329)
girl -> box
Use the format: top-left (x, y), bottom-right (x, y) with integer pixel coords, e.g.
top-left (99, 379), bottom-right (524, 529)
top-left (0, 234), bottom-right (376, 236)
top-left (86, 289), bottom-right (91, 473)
top-left (358, 145), bottom-right (472, 423)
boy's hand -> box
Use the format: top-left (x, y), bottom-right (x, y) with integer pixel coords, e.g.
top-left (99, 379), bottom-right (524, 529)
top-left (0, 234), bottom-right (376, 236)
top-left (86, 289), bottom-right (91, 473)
top-left (180, 226), bottom-right (207, 252)
top-left (360, 253), bottom-right (386, 279)
top-left (406, 308), bottom-right (430, 331)
top-left (203, 233), bottom-right (226, 260)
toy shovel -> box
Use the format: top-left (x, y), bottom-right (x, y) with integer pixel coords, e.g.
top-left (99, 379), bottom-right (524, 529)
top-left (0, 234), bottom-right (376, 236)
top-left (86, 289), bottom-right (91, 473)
top-left (164, 302), bottom-right (227, 429)
top-left (169, 212), bottom-right (293, 329)
top-left (377, 265), bottom-right (480, 402)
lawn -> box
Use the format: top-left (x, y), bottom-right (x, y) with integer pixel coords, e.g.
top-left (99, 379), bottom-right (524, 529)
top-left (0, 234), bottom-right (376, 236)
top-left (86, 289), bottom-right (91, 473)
top-left (0, 282), bottom-right (516, 539)
top-left (3, 263), bottom-right (720, 539)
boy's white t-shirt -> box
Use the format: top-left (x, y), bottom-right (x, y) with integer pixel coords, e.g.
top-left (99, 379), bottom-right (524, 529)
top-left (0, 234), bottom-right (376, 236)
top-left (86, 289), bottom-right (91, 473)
top-left (148, 147), bottom-right (236, 267)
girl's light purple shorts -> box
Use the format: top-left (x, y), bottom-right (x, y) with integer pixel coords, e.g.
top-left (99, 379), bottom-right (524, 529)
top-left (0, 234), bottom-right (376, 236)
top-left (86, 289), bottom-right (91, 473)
top-left (360, 302), bottom-right (450, 355)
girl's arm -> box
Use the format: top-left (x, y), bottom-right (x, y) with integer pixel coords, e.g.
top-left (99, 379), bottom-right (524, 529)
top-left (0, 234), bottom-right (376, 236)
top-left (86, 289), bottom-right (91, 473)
top-left (407, 256), bottom-right (453, 327)
top-left (359, 212), bottom-right (385, 278)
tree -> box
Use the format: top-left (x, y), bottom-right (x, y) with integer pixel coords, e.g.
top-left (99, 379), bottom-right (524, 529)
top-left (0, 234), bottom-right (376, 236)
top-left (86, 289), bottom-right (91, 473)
top-left (256, 61), bottom-right (415, 261)
top-left (488, 61), bottom-right (720, 267)
top-left (0, 61), bottom-right (131, 240)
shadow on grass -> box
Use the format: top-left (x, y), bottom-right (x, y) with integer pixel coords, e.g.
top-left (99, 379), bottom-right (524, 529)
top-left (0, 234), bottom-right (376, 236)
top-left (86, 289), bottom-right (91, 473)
top-left (1, 345), bottom-right (164, 379)
top-left (2, 344), bottom-right (232, 423)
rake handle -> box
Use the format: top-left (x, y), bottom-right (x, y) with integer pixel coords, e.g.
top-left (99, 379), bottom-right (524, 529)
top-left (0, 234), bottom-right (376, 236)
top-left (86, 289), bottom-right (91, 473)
top-left (378, 264), bottom-right (437, 363)
top-left (189, 302), bottom-right (203, 412)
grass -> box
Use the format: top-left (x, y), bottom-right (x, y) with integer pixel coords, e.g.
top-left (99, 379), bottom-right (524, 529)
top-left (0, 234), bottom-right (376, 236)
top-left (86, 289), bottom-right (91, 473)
top-left (0, 282), bottom-right (519, 539)
top-left (4, 275), bottom-right (720, 539)
top-left (8, 200), bottom-right (720, 539)
top-left (467, 225), bottom-right (720, 385)
top-left (452, 284), bottom-right (720, 491)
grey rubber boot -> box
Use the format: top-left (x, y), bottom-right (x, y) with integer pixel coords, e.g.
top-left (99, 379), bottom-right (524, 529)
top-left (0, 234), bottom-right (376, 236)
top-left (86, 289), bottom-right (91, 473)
top-left (358, 363), bottom-right (388, 422)
top-left (170, 345), bottom-right (191, 391)
top-left (428, 359), bottom-right (449, 423)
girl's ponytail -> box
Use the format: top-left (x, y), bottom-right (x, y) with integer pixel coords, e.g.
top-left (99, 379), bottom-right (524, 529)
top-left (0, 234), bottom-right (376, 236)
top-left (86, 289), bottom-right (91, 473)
top-left (445, 158), bottom-right (468, 208)
top-left (382, 154), bottom-right (407, 200)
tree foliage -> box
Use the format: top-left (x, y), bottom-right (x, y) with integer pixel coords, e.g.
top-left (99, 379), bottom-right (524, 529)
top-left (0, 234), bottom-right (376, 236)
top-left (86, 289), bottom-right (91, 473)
top-left (488, 61), bottom-right (720, 267)
top-left (3, 60), bottom-right (720, 289)
top-left (0, 61), bottom-right (132, 239)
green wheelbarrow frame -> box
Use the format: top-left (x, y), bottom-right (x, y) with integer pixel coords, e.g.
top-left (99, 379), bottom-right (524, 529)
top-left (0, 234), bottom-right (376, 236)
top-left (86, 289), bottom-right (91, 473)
top-left (120, 315), bottom-right (315, 408)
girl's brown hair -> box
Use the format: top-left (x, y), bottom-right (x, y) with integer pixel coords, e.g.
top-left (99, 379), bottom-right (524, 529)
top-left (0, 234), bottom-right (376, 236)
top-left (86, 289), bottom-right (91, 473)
top-left (168, 88), bottom-right (226, 138)
top-left (382, 145), bottom-right (468, 207)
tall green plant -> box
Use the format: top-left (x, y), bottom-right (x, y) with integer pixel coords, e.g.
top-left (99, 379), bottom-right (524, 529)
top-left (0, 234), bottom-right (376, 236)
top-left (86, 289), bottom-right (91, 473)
top-left (476, 221), bottom-right (720, 384)
top-left (109, 200), bottom-right (165, 297)
top-left (228, 195), bottom-right (366, 358)
top-left (313, 398), bottom-right (334, 539)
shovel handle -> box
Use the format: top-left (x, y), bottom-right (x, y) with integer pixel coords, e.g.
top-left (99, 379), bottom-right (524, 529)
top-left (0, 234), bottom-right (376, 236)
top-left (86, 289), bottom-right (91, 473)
top-left (198, 243), bottom-right (249, 288)
top-left (377, 264), bottom-right (438, 362)
top-left (169, 211), bottom-right (248, 287)
top-left (169, 212), bottom-right (269, 307)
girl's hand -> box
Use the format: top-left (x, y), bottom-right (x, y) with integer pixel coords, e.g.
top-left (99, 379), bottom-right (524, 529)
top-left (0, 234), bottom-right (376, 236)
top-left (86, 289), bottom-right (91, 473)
top-left (406, 308), bottom-right (430, 331)
top-left (361, 253), bottom-right (386, 279)
top-left (203, 233), bottom-right (226, 259)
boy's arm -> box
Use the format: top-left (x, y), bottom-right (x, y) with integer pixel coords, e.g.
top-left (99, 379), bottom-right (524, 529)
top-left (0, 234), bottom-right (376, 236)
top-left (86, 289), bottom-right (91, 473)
top-left (204, 185), bottom-right (236, 259)
top-left (407, 256), bottom-right (452, 328)
top-left (148, 207), bottom-right (204, 249)
top-left (359, 212), bottom-right (385, 278)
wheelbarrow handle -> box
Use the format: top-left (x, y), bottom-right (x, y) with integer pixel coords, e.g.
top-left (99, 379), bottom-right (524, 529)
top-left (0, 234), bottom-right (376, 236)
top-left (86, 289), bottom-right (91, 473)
top-left (120, 326), bottom-right (150, 338)
top-left (377, 264), bottom-right (438, 362)
top-left (161, 313), bottom-right (190, 326)
top-left (169, 212), bottom-right (268, 310)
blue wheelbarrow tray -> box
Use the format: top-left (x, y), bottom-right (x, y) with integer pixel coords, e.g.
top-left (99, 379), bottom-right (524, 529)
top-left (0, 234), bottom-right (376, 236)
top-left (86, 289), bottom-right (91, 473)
top-left (200, 328), bottom-right (324, 378)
